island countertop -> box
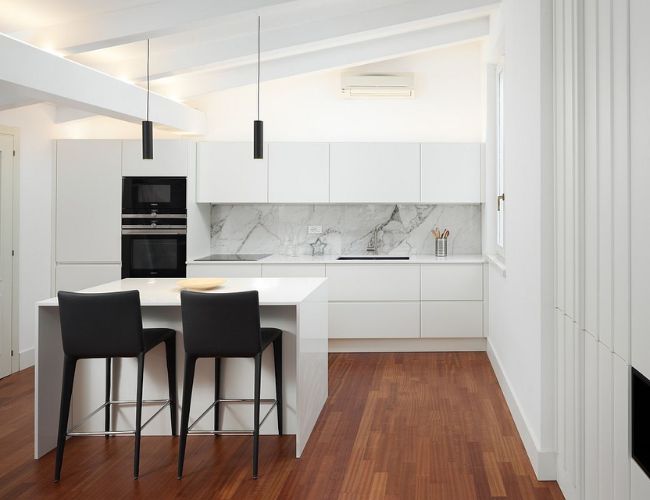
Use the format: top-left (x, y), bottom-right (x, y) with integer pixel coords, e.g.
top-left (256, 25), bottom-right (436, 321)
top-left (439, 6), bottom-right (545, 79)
top-left (37, 277), bottom-right (328, 307)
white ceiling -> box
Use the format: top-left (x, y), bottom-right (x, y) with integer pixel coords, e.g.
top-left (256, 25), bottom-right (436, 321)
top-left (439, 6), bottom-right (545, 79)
top-left (0, 0), bottom-right (499, 105)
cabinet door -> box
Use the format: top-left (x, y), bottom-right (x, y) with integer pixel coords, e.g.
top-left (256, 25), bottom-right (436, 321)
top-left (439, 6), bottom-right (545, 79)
top-left (122, 140), bottom-right (189, 177)
top-left (420, 264), bottom-right (483, 300)
top-left (421, 301), bottom-right (483, 338)
top-left (186, 264), bottom-right (262, 277)
top-left (421, 143), bottom-right (481, 203)
top-left (55, 264), bottom-right (121, 292)
top-left (268, 143), bottom-right (329, 202)
top-left (330, 143), bottom-right (420, 202)
top-left (329, 302), bottom-right (420, 339)
top-left (262, 264), bottom-right (326, 277)
top-left (56, 140), bottom-right (122, 263)
top-left (326, 264), bottom-right (420, 301)
top-left (197, 142), bottom-right (268, 203)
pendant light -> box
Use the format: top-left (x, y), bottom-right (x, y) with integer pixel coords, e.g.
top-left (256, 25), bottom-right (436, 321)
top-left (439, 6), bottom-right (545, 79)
top-left (142, 38), bottom-right (153, 159)
top-left (253, 16), bottom-right (263, 159)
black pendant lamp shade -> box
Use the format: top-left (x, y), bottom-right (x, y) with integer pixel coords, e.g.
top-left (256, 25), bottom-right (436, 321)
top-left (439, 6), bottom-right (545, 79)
top-left (142, 38), bottom-right (153, 159)
top-left (253, 16), bottom-right (263, 159)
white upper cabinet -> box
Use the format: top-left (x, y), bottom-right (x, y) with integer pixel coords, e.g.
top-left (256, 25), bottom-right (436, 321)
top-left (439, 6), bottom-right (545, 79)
top-left (122, 140), bottom-right (190, 177)
top-left (56, 140), bottom-right (122, 263)
top-left (330, 143), bottom-right (420, 203)
top-left (268, 143), bottom-right (329, 203)
top-left (196, 142), bottom-right (268, 203)
top-left (420, 143), bottom-right (482, 203)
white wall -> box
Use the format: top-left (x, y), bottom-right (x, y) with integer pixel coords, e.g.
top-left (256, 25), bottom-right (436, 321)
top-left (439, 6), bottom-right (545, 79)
top-left (192, 41), bottom-right (484, 142)
top-left (486, 0), bottom-right (556, 480)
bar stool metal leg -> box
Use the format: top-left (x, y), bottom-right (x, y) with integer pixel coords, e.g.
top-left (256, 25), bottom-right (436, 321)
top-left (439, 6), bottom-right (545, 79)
top-left (273, 336), bottom-right (283, 435)
top-left (105, 357), bottom-right (111, 438)
top-left (164, 337), bottom-right (178, 436)
top-left (54, 355), bottom-right (77, 482)
top-left (133, 352), bottom-right (145, 479)
top-left (178, 355), bottom-right (197, 479)
top-left (252, 353), bottom-right (262, 479)
top-left (214, 357), bottom-right (221, 433)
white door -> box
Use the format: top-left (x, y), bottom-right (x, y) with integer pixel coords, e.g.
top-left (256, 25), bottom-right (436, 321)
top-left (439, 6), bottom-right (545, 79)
top-left (0, 134), bottom-right (14, 378)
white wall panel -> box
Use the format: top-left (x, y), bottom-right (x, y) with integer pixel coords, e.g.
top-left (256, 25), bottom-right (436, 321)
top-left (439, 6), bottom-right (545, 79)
top-left (584, 331), bottom-right (599, 500)
top-left (598, 343), bottom-right (614, 500)
top-left (613, 353), bottom-right (631, 500)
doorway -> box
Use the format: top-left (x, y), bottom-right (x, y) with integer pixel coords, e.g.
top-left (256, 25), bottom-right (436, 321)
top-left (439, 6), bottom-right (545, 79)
top-left (0, 133), bottom-right (15, 378)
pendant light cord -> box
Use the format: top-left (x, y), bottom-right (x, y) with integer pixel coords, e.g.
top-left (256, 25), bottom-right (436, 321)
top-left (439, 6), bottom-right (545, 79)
top-left (257, 16), bottom-right (260, 121)
top-left (146, 38), bottom-right (150, 122)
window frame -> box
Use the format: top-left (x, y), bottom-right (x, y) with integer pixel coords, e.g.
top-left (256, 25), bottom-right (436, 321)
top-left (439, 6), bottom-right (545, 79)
top-left (495, 64), bottom-right (505, 256)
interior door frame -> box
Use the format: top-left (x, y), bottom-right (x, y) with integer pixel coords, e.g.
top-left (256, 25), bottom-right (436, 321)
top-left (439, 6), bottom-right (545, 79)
top-left (0, 126), bottom-right (20, 374)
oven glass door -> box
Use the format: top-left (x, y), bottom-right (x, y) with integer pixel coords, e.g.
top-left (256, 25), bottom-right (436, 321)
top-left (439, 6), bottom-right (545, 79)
top-left (122, 177), bottom-right (186, 213)
top-left (122, 234), bottom-right (186, 278)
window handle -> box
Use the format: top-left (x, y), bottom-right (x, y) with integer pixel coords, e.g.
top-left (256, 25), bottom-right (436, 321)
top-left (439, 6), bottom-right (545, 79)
top-left (497, 193), bottom-right (505, 211)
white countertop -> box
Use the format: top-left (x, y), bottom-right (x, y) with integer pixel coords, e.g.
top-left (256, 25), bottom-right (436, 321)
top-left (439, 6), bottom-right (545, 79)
top-left (38, 277), bottom-right (328, 307)
top-left (188, 254), bottom-right (485, 265)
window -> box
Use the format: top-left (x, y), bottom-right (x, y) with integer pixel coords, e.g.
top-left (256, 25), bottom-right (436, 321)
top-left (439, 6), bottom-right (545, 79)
top-left (496, 65), bottom-right (505, 253)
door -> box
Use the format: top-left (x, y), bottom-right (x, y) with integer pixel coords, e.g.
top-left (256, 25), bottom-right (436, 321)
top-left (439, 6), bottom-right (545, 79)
top-left (0, 134), bottom-right (14, 377)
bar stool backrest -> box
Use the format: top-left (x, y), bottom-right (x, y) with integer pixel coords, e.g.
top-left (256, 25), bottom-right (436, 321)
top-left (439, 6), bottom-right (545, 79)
top-left (180, 290), bottom-right (262, 357)
top-left (57, 290), bottom-right (144, 358)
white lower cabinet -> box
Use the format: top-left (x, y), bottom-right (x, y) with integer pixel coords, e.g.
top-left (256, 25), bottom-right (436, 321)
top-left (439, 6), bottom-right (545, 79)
top-left (186, 264), bottom-right (262, 278)
top-left (420, 301), bottom-right (483, 338)
top-left (262, 264), bottom-right (326, 277)
top-left (329, 302), bottom-right (420, 339)
top-left (55, 264), bottom-right (122, 293)
top-left (421, 264), bottom-right (483, 300)
top-left (326, 264), bottom-right (420, 301)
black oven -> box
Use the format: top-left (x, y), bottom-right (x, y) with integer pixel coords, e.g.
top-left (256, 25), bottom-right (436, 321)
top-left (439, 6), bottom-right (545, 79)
top-left (122, 177), bottom-right (186, 213)
top-left (121, 215), bottom-right (187, 278)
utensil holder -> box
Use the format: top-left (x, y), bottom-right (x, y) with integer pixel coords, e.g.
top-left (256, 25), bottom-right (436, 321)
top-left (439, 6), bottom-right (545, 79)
top-left (435, 238), bottom-right (448, 257)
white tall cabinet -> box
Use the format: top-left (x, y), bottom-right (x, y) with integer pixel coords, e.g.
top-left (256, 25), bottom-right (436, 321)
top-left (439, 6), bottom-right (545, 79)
top-left (122, 140), bottom-right (190, 177)
top-left (55, 140), bottom-right (122, 291)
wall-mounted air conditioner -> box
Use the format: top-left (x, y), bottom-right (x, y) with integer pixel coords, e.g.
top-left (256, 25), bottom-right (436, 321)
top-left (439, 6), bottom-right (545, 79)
top-left (340, 73), bottom-right (415, 99)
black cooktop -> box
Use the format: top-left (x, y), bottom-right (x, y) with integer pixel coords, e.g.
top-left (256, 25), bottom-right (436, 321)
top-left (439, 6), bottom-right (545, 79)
top-left (195, 254), bottom-right (271, 262)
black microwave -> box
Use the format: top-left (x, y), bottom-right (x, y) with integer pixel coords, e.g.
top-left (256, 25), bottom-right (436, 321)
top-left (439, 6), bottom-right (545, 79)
top-left (122, 177), bottom-right (186, 213)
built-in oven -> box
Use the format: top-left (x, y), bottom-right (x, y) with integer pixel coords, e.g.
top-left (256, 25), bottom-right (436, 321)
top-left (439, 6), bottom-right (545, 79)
top-left (122, 176), bottom-right (187, 214)
top-left (122, 177), bottom-right (187, 278)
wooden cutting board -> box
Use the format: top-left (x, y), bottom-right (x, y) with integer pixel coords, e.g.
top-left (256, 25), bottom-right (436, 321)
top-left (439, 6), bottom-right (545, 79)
top-left (176, 278), bottom-right (227, 291)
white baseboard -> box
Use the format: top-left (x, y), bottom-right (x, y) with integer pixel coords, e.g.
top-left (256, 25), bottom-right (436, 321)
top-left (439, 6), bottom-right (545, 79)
top-left (486, 339), bottom-right (557, 480)
top-left (329, 337), bottom-right (486, 353)
top-left (19, 348), bottom-right (34, 370)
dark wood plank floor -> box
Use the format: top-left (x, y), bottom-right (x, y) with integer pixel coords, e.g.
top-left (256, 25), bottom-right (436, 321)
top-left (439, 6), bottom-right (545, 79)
top-left (0, 353), bottom-right (563, 499)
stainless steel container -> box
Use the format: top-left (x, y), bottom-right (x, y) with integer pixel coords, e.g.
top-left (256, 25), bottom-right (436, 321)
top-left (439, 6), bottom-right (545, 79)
top-left (435, 238), bottom-right (448, 257)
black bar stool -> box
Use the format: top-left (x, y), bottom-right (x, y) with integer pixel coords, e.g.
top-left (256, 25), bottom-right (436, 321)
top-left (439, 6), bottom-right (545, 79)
top-left (55, 290), bottom-right (178, 481)
top-left (177, 290), bottom-right (283, 480)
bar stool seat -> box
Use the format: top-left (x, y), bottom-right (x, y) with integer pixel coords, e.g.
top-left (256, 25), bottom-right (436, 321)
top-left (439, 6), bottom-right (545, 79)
top-left (54, 290), bottom-right (178, 482)
top-left (178, 290), bottom-right (283, 480)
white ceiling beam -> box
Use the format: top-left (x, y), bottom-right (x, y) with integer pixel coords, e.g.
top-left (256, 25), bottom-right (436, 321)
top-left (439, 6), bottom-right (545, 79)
top-left (0, 34), bottom-right (206, 134)
top-left (18, 0), bottom-right (298, 55)
top-left (153, 17), bottom-right (489, 99)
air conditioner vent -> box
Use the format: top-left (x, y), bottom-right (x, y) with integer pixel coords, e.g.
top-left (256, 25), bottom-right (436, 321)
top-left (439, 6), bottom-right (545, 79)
top-left (340, 72), bottom-right (415, 99)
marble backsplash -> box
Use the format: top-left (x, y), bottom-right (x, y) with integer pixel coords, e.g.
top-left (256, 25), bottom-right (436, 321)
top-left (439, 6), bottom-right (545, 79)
top-left (210, 204), bottom-right (482, 256)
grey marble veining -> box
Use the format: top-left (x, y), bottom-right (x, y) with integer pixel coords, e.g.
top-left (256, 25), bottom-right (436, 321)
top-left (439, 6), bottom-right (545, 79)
top-left (210, 204), bottom-right (482, 256)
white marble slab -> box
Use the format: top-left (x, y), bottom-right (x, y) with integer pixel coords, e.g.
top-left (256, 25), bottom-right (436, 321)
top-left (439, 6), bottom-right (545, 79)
top-left (210, 203), bottom-right (482, 256)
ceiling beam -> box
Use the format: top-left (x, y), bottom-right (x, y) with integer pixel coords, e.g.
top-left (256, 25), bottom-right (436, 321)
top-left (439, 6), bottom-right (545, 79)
top-left (70, 0), bottom-right (498, 81)
top-left (0, 34), bottom-right (206, 134)
top-left (19, 0), bottom-right (298, 55)
top-left (152, 17), bottom-right (489, 99)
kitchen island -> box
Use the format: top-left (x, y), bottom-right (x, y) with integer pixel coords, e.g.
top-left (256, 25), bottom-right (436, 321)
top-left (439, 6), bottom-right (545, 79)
top-left (35, 277), bottom-right (328, 460)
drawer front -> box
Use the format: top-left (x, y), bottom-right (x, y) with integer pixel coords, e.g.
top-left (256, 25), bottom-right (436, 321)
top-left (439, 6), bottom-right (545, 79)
top-left (329, 302), bottom-right (420, 339)
top-left (421, 264), bottom-right (483, 300)
top-left (186, 264), bottom-right (262, 278)
top-left (261, 264), bottom-right (326, 277)
top-left (421, 301), bottom-right (483, 338)
top-left (326, 264), bottom-right (420, 301)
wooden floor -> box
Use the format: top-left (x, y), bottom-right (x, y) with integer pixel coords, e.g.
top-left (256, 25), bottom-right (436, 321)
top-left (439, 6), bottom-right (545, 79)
top-left (0, 353), bottom-right (563, 499)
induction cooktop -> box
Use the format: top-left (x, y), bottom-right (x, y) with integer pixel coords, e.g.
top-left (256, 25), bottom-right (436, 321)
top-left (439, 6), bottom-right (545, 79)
top-left (195, 254), bottom-right (271, 262)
